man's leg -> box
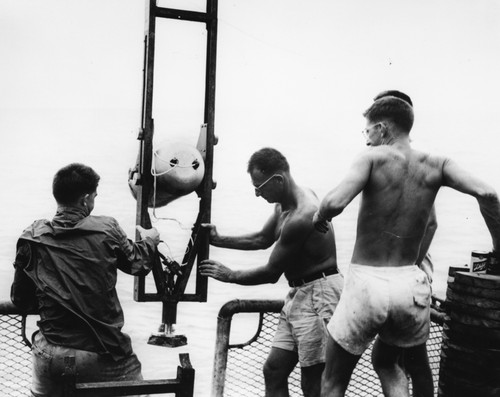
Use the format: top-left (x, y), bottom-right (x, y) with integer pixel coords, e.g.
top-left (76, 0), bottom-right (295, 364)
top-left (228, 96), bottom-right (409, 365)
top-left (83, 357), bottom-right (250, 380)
top-left (403, 343), bottom-right (433, 397)
top-left (372, 339), bottom-right (409, 397)
top-left (321, 336), bottom-right (361, 397)
top-left (263, 347), bottom-right (298, 397)
top-left (301, 363), bottom-right (324, 397)
top-left (31, 332), bottom-right (65, 397)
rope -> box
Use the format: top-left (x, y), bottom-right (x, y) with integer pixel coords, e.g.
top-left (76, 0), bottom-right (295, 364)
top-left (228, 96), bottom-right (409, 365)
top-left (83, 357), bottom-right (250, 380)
top-left (151, 149), bottom-right (199, 176)
top-left (149, 147), bottom-right (196, 264)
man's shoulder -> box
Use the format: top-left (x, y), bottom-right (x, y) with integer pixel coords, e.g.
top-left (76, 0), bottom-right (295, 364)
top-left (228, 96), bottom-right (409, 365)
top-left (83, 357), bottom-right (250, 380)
top-left (85, 215), bottom-right (119, 228)
top-left (284, 200), bottom-right (317, 234)
top-left (19, 219), bottom-right (52, 240)
top-left (87, 214), bottom-right (117, 222)
top-left (410, 149), bottom-right (450, 171)
top-left (295, 188), bottom-right (319, 216)
top-left (369, 146), bottom-right (448, 166)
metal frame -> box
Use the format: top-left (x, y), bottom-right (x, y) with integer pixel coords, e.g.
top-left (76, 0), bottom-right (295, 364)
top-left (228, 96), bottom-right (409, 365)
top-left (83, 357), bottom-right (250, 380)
top-left (211, 298), bottom-right (446, 397)
top-left (132, 0), bottom-right (218, 328)
top-left (62, 353), bottom-right (194, 397)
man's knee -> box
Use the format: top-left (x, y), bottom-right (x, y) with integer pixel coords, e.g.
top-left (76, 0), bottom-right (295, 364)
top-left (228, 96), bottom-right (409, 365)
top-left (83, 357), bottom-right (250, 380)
top-left (263, 357), bottom-right (287, 381)
top-left (263, 348), bottom-right (297, 384)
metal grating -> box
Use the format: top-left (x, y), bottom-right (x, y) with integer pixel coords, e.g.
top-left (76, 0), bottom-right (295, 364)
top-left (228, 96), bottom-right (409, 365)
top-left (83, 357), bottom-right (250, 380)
top-left (223, 310), bottom-right (443, 397)
top-left (1, 302), bottom-right (443, 397)
top-left (0, 314), bottom-right (32, 397)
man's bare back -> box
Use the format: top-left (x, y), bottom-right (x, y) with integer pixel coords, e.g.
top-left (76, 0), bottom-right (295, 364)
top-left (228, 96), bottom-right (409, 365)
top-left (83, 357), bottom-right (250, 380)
top-left (352, 143), bottom-right (445, 267)
top-left (313, 94), bottom-right (500, 397)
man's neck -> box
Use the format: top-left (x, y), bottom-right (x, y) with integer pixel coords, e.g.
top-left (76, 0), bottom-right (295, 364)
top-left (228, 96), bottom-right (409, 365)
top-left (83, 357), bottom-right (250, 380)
top-left (56, 204), bottom-right (90, 218)
top-left (385, 132), bottom-right (411, 147)
top-left (280, 178), bottom-right (299, 211)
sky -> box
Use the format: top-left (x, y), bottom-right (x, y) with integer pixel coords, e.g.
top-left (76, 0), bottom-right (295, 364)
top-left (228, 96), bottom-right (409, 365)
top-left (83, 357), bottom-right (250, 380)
top-left (2, 1), bottom-right (500, 113)
top-left (1, 0), bottom-right (500, 157)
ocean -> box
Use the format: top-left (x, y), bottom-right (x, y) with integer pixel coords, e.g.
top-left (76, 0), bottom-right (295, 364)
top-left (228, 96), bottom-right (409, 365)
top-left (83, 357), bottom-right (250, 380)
top-left (2, 1), bottom-right (500, 395)
top-left (0, 106), bottom-right (499, 396)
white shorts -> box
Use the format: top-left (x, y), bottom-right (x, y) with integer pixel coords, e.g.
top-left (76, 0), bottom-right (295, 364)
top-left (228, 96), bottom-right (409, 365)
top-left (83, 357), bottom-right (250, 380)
top-left (327, 264), bottom-right (431, 356)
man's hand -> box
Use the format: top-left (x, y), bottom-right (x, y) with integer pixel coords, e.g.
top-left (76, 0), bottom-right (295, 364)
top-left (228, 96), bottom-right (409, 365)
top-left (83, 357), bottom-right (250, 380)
top-left (201, 223), bottom-right (219, 243)
top-left (200, 259), bottom-right (233, 283)
top-left (136, 225), bottom-right (161, 245)
top-left (312, 210), bottom-right (330, 233)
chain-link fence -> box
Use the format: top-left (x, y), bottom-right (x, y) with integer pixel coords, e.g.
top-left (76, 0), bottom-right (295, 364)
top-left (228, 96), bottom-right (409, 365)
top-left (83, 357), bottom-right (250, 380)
top-left (214, 298), bottom-right (445, 397)
top-left (0, 303), bottom-right (32, 397)
top-left (0, 302), bottom-right (195, 397)
top-left (1, 299), bottom-right (444, 397)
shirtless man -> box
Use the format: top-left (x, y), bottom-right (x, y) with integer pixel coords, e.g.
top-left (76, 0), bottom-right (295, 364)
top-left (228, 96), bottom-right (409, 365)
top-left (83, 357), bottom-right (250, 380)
top-left (200, 147), bottom-right (344, 397)
top-left (313, 96), bottom-right (500, 397)
top-left (373, 90), bottom-right (436, 397)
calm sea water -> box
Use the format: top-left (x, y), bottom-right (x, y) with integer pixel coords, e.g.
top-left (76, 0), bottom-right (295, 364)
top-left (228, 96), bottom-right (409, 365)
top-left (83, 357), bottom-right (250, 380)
top-left (1, 108), bottom-right (498, 395)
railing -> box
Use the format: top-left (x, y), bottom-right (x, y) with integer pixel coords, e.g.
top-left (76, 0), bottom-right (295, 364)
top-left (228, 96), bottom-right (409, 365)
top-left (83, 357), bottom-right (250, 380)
top-left (0, 301), bottom-right (194, 397)
top-left (1, 297), bottom-right (445, 397)
top-left (212, 297), bottom-right (446, 397)
top-left (0, 301), bottom-right (33, 397)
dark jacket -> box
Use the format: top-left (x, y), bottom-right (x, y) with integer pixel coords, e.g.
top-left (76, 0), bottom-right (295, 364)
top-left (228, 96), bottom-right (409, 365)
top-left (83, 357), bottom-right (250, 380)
top-left (11, 207), bottom-right (156, 360)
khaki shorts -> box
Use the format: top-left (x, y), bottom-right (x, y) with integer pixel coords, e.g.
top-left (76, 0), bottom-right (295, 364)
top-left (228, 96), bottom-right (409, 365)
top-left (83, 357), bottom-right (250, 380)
top-left (273, 273), bottom-right (343, 367)
top-left (328, 264), bottom-right (431, 356)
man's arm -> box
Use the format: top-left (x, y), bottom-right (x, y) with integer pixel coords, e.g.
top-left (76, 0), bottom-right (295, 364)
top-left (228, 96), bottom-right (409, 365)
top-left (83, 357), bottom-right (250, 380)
top-left (442, 158), bottom-right (500, 250)
top-left (11, 241), bottom-right (38, 312)
top-left (202, 205), bottom-right (280, 250)
top-left (416, 205), bottom-right (437, 266)
top-left (115, 223), bottom-right (160, 276)
top-left (314, 152), bottom-right (372, 232)
top-left (415, 206), bottom-right (437, 283)
top-left (200, 214), bottom-right (309, 285)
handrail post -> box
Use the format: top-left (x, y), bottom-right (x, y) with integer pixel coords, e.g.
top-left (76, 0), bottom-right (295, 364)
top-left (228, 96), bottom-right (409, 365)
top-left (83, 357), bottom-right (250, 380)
top-left (211, 308), bottom-right (232, 397)
top-left (178, 353), bottom-right (195, 397)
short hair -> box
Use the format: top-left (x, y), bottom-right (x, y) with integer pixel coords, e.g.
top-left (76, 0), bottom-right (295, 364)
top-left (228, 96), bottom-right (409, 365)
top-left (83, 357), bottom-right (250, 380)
top-left (363, 96), bottom-right (414, 132)
top-left (247, 147), bottom-right (290, 175)
top-left (52, 163), bottom-right (100, 205)
top-left (373, 90), bottom-right (413, 107)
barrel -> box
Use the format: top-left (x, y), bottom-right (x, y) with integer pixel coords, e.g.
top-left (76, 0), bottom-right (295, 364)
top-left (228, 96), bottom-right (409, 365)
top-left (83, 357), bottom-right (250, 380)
top-left (439, 270), bottom-right (500, 396)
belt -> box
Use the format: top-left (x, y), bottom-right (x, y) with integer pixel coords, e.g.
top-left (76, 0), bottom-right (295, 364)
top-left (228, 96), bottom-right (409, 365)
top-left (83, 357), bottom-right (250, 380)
top-left (288, 267), bottom-right (339, 288)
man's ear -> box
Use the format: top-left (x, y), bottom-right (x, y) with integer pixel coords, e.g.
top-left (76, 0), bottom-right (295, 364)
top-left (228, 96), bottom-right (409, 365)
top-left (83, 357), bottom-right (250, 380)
top-left (380, 122), bottom-right (388, 137)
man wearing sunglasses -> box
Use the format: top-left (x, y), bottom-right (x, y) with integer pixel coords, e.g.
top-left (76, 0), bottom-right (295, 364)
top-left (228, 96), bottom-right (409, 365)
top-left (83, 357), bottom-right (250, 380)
top-left (314, 94), bottom-right (500, 397)
top-left (200, 147), bottom-right (343, 397)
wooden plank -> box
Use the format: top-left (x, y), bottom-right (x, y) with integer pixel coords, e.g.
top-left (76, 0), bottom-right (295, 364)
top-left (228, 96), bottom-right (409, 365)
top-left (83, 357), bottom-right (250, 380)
top-left (439, 371), bottom-right (500, 397)
top-left (446, 300), bottom-right (500, 321)
top-left (450, 310), bottom-right (500, 328)
top-left (446, 288), bottom-right (500, 309)
top-left (448, 281), bottom-right (500, 300)
top-left (454, 271), bottom-right (500, 289)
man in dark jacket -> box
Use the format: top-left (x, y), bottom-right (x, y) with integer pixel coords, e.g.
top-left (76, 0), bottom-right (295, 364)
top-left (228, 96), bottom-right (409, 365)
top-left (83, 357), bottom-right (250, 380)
top-left (11, 163), bottom-right (160, 397)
